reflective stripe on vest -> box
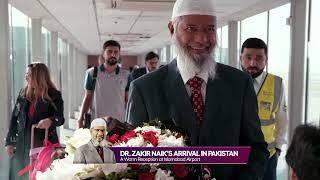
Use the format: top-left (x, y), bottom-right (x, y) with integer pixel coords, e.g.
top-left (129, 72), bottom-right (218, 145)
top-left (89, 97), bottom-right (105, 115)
top-left (260, 118), bottom-right (276, 126)
top-left (268, 141), bottom-right (277, 150)
top-left (257, 73), bottom-right (282, 157)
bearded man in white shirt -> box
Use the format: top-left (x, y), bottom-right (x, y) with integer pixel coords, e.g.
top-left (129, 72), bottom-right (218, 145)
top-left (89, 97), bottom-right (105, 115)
top-left (240, 37), bottom-right (289, 180)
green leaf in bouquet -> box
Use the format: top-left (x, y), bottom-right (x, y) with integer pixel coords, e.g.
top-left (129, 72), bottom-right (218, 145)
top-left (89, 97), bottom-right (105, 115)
top-left (85, 164), bottom-right (101, 173)
top-left (64, 135), bottom-right (71, 141)
top-left (105, 170), bottom-right (137, 180)
top-left (118, 169), bottom-right (137, 179)
top-left (65, 145), bottom-right (76, 155)
top-left (76, 166), bottom-right (104, 180)
top-left (105, 172), bottom-right (118, 180)
top-left (139, 164), bottom-right (151, 172)
top-left (74, 171), bottom-right (87, 177)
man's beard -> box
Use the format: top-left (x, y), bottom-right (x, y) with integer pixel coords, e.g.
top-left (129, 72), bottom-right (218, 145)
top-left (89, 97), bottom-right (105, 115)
top-left (241, 65), bottom-right (264, 78)
top-left (91, 138), bottom-right (107, 147)
top-left (148, 67), bottom-right (156, 72)
top-left (106, 57), bottom-right (118, 66)
top-left (172, 34), bottom-right (216, 80)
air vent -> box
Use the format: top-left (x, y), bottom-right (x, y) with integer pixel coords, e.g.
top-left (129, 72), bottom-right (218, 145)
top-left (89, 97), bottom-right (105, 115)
top-left (100, 32), bottom-right (142, 36)
top-left (114, 0), bottom-right (175, 11)
top-left (139, 36), bottom-right (151, 39)
top-left (122, 0), bottom-right (175, 2)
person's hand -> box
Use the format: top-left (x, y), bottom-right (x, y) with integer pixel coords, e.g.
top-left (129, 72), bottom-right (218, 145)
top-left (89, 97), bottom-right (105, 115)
top-left (36, 118), bottom-right (52, 129)
top-left (5, 145), bottom-right (15, 156)
top-left (78, 119), bottom-right (84, 129)
top-left (275, 148), bottom-right (281, 156)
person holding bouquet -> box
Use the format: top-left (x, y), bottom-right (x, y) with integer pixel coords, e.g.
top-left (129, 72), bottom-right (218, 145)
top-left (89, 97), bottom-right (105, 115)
top-left (126, 0), bottom-right (269, 179)
top-left (5, 62), bottom-right (65, 180)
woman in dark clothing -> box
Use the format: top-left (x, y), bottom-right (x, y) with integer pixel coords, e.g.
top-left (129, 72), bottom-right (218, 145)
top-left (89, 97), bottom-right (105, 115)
top-left (5, 62), bottom-right (65, 180)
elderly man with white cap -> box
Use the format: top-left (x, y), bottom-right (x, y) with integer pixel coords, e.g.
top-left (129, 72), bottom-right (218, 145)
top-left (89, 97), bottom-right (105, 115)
top-left (73, 118), bottom-right (114, 164)
top-left (126, 0), bottom-right (269, 179)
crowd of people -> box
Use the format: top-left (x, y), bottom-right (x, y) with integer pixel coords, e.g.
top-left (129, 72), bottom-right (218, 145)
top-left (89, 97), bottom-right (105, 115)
top-left (4, 0), bottom-right (319, 179)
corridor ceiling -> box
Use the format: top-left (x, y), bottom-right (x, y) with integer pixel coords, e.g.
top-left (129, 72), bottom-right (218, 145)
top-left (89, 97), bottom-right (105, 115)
top-left (9, 0), bottom-right (289, 55)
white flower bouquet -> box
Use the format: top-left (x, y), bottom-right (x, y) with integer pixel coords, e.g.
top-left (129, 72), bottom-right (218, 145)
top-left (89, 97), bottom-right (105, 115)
top-left (36, 120), bottom-right (193, 180)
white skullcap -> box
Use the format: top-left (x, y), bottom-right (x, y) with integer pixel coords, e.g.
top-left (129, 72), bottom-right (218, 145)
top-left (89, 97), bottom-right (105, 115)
top-left (171, 0), bottom-right (216, 19)
top-left (90, 118), bottom-right (107, 129)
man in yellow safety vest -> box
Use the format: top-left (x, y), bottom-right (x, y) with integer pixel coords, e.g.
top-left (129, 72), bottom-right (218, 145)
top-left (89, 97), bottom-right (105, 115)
top-left (240, 38), bottom-right (289, 180)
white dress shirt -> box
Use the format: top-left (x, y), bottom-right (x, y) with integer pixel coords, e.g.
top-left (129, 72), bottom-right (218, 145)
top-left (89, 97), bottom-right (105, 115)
top-left (177, 55), bottom-right (208, 103)
top-left (254, 71), bottom-right (288, 150)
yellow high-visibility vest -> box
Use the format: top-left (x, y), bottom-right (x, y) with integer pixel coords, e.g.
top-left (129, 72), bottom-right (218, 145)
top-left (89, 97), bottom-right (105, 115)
top-left (257, 73), bottom-right (282, 157)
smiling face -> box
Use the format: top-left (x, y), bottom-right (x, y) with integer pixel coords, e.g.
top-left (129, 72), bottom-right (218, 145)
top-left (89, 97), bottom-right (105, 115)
top-left (169, 15), bottom-right (216, 67)
top-left (91, 126), bottom-right (106, 143)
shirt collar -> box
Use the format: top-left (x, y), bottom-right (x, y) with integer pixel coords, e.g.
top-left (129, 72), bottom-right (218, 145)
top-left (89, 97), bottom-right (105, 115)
top-left (240, 66), bottom-right (266, 85)
top-left (146, 67), bottom-right (150, 74)
top-left (99, 64), bottom-right (118, 75)
top-left (254, 71), bottom-right (267, 85)
top-left (177, 55), bottom-right (208, 84)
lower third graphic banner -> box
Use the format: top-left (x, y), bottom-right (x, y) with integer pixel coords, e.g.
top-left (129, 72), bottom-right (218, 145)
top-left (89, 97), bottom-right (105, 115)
top-left (110, 147), bottom-right (251, 164)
